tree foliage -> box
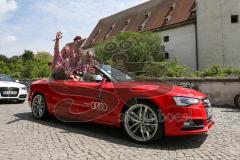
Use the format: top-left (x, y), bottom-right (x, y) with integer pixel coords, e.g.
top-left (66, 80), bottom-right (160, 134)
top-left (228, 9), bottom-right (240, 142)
top-left (0, 61), bottom-right (10, 74)
top-left (143, 61), bottom-right (190, 78)
top-left (0, 51), bottom-right (52, 79)
top-left (22, 50), bottom-right (34, 62)
top-left (94, 31), bottom-right (163, 64)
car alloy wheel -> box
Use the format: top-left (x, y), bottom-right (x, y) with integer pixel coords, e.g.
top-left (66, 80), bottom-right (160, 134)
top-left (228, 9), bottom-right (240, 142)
top-left (123, 103), bottom-right (161, 143)
top-left (31, 94), bottom-right (47, 119)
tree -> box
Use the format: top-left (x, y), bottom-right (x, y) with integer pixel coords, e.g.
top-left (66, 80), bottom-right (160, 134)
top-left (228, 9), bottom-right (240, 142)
top-left (0, 61), bottom-right (10, 74)
top-left (8, 56), bottom-right (23, 79)
top-left (22, 50), bottom-right (34, 62)
top-left (32, 52), bottom-right (52, 78)
top-left (0, 54), bottom-right (9, 63)
top-left (94, 31), bottom-right (163, 64)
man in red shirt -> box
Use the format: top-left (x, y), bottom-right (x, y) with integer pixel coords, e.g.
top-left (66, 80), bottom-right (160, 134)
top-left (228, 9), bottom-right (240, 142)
top-left (51, 32), bottom-right (75, 80)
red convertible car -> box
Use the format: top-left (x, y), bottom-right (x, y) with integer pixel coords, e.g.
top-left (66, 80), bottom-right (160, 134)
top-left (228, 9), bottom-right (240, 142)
top-left (28, 65), bottom-right (214, 143)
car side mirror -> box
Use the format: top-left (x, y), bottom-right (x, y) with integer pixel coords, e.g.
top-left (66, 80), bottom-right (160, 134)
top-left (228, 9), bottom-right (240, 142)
top-left (95, 75), bottom-right (103, 83)
top-left (15, 80), bottom-right (20, 83)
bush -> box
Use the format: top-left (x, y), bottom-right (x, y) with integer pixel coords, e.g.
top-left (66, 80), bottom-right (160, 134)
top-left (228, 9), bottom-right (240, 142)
top-left (194, 64), bottom-right (240, 77)
top-left (142, 61), bottom-right (189, 78)
top-left (94, 31), bottom-right (163, 64)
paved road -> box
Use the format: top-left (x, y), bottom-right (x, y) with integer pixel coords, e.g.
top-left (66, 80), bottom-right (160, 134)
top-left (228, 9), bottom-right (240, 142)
top-left (0, 102), bottom-right (240, 160)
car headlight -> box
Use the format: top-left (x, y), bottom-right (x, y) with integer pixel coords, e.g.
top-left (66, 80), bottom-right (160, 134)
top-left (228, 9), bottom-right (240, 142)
top-left (21, 87), bottom-right (26, 90)
top-left (173, 97), bottom-right (200, 107)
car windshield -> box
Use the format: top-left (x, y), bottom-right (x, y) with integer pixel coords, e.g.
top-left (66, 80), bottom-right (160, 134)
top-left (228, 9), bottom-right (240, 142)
top-left (0, 74), bottom-right (15, 82)
top-left (100, 65), bottom-right (134, 82)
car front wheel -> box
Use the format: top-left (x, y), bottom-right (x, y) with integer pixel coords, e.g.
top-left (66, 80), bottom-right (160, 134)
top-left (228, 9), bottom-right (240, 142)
top-left (122, 102), bottom-right (163, 143)
top-left (31, 94), bottom-right (47, 119)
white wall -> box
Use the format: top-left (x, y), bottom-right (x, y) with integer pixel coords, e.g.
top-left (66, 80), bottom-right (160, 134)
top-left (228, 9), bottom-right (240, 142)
top-left (197, 0), bottom-right (240, 69)
top-left (156, 24), bottom-right (197, 71)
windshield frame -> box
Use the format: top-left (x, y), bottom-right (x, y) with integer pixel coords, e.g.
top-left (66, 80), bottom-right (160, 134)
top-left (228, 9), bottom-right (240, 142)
top-left (95, 65), bottom-right (134, 82)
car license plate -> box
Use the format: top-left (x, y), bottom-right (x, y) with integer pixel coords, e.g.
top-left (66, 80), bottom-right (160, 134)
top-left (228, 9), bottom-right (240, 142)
top-left (2, 91), bottom-right (17, 95)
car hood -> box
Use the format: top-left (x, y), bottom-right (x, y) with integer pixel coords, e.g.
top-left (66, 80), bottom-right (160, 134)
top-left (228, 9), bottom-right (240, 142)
top-left (170, 86), bottom-right (206, 99)
top-left (0, 81), bottom-right (26, 88)
top-left (113, 82), bottom-right (206, 99)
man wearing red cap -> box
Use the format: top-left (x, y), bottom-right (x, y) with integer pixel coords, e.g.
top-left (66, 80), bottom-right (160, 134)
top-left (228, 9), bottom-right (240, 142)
top-left (66, 35), bottom-right (84, 81)
top-left (72, 36), bottom-right (82, 54)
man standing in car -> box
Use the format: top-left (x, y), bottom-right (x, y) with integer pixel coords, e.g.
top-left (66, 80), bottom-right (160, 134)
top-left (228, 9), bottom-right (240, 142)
top-left (51, 32), bottom-right (80, 81)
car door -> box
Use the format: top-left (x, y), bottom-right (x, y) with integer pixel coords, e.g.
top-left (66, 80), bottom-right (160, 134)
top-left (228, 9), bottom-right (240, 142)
top-left (52, 80), bottom-right (105, 122)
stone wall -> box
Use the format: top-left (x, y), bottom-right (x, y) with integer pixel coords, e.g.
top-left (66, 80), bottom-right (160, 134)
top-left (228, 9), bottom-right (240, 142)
top-left (136, 77), bottom-right (240, 106)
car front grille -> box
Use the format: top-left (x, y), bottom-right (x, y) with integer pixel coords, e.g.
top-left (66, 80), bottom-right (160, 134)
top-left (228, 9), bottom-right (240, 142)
top-left (0, 87), bottom-right (19, 97)
top-left (203, 99), bottom-right (213, 122)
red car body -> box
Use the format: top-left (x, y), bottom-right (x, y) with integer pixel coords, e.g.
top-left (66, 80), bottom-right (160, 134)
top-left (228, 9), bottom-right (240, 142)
top-left (28, 66), bottom-right (214, 138)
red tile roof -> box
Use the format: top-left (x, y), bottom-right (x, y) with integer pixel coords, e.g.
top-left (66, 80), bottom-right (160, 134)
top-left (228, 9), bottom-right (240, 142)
top-left (83, 0), bottom-right (196, 49)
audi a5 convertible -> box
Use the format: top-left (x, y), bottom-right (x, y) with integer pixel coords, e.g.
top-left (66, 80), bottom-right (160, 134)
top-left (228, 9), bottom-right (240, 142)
top-left (28, 65), bottom-right (214, 143)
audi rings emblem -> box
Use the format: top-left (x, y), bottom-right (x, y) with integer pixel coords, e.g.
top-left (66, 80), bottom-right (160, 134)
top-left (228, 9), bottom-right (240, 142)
top-left (90, 102), bottom-right (108, 112)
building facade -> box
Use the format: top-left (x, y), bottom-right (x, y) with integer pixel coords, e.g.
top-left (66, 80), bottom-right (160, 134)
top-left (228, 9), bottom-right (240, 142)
top-left (82, 0), bottom-right (240, 71)
top-left (197, 0), bottom-right (240, 69)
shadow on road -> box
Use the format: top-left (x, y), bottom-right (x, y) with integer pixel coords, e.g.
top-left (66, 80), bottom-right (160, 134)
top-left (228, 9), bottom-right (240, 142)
top-left (0, 100), bottom-right (23, 106)
top-left (220, 107), bottom-right (240, 113)
top-left (10, 112), bottom-right (208, 150)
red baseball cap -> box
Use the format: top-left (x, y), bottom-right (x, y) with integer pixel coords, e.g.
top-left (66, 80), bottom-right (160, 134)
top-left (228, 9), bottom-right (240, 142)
top-left (48, 61), bottom-right (53, 66)
top-left (74, 36), bottom-right (82, 41)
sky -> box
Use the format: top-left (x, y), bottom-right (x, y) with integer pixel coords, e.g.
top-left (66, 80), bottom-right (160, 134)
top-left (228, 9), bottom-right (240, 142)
top-left (0, 0), bottom-right (148, 57)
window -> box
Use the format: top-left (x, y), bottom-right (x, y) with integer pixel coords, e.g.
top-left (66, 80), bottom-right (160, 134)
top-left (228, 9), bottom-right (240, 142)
top-left (163, 36), bottom-right (169, 42)
top-left (139, 12), bottom-right (151, 31)
top-left (121, 19), bottom-right (131, 32)
top-left (104, 24), bottom-right (115, 40)
top-left (164, 15), bottom-right (171, 24)
top-left (163, 4), bottom-right (176, 25)
top-left (191, 10), bottom-right (196, 17)
top-left (91, 29), bottom-right (101, 43)
top-left (231, 14), bottom-right (239, 23)
top-left (170, 3), bottom-right (176, 10)
top-left (164, 53), bottom-right (170, 60)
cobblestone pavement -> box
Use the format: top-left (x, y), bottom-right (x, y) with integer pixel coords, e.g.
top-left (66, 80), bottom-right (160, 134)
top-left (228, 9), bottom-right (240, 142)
top-left (0, 102), bottom-right (240, 160)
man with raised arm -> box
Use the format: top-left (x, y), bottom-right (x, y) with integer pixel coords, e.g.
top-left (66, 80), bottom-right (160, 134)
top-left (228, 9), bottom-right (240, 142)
top-left (51, 31), bottom-right (75, 80)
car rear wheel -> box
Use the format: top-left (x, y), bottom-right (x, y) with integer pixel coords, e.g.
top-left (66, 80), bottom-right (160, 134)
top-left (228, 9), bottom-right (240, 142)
top-left (122, 102), bottom-right (163, 143)
top-left (31, 94), bottom-right (47, 119)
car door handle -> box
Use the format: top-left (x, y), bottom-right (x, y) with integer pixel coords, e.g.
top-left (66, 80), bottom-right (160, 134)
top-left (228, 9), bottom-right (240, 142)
top-left (97, 95), bottom-right (104, 100)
